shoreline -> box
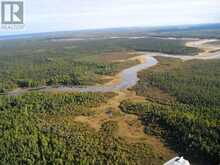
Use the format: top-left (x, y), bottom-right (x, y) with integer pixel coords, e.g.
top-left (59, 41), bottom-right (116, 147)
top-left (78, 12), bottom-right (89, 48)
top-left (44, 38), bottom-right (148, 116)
top-left (4, 38), bottom-right (220, 96)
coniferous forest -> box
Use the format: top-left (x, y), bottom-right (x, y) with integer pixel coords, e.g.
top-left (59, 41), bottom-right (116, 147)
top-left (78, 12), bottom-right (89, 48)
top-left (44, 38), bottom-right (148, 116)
top-left (0, 28), bottom-right (220, 165)
top-left (130, 57), bottom-right (220, 164)
top-left (0, 92), bottom-right (167, 164)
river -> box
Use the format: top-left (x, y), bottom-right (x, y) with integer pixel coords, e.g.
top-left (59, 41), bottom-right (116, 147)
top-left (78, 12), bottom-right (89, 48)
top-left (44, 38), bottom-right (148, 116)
top-left (5, 38), bottom-right (220, 96)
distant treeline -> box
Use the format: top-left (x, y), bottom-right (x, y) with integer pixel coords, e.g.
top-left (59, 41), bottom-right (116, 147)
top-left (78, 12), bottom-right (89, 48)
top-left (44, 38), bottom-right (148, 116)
top-left (152, 29), bottom-right (220, 39)
top-left (0, 37), bottom-right (199, 92)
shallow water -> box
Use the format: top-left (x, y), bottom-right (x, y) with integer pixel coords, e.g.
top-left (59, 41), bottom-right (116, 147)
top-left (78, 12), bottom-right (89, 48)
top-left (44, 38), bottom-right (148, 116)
top-left (42, 56), bottom-right (158, 93)
top-left (5, 39), bottom-right (220, 96)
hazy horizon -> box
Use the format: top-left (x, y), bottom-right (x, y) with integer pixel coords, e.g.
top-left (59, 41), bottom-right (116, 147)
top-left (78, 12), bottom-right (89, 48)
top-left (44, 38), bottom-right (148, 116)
top-left (0, 0), bottom-right (220, 36)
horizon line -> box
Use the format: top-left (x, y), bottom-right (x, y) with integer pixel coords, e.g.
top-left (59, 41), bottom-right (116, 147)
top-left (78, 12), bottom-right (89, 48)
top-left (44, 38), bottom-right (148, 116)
top-left (0, 22), bottom-right (220, 38)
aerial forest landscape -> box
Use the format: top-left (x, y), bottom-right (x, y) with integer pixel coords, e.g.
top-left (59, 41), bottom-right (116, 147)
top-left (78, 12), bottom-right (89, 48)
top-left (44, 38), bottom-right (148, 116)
top-left (0, 0), bottom-right (220, 165)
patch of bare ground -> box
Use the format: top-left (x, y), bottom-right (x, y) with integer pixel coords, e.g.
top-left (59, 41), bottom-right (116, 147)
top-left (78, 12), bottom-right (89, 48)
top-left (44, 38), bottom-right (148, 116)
top-left (96, 51), bottom-right (142, 84)
top-left (98, 51), bottom-right (138, 63)
top-left (74, 90), bottom-right (176, 160)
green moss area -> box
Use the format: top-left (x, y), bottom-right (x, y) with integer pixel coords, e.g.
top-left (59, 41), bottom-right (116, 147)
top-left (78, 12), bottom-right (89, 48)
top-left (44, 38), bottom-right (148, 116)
top-left (0, 37), bottom-right (199, 92)
top-left (130, 57), bottom-right (220, 164)
top-left (0, 92), bottom-right (163, 165)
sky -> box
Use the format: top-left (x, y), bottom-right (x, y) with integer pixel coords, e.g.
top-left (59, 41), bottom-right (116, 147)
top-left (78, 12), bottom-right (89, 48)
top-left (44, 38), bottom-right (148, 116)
top-left (0, 0), bottom-right (220, 36)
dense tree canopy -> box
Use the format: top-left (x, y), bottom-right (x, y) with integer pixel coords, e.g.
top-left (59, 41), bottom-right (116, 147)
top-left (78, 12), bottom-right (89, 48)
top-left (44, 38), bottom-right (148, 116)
top-left (0, 92), bottom-right (163, 165)
top-left (128, 57), bottom-right (220, 164)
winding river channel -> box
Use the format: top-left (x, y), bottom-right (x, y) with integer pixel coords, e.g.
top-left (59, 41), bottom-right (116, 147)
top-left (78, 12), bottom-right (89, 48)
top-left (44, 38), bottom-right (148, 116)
top-left (5, 38), bottom-right (220, 96)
